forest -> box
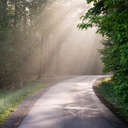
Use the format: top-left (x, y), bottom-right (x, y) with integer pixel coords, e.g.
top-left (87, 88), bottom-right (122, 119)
top-left (0, 0), bottom-right (128, 126)
top-left (0, 0), bottom-right (47, 89)
top-left (0, 0), bottom-right (48, 123)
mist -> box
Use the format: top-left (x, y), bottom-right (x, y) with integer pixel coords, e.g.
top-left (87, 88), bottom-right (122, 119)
top-left (25, 0), bottom-right (103, 80)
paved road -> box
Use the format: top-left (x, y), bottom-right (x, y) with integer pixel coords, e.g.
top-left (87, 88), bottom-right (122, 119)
top-left (18, 76), bottom-right (127, 128)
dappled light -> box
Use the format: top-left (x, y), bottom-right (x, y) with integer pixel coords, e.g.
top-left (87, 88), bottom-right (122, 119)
top-left (24, 0), bottom-right (103, 80)
top-left (0, 0), bottom-right (128, 127)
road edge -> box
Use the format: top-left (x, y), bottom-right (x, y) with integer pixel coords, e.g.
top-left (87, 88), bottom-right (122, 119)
top-left (93, 78), bottom-right (128, 127)
top-left (0, 82), bottom-right (53, 128)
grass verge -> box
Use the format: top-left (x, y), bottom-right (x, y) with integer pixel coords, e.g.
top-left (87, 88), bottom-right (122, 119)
top-left (95, 77), bottom-right (128, 124)
top-left (0, 81), bottom-right (45, 124)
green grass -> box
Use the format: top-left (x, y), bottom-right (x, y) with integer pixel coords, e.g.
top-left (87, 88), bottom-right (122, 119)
top-left (99, 80), bottom-right (128, 123)
top-left (0, 81), bottom-right (45, 124)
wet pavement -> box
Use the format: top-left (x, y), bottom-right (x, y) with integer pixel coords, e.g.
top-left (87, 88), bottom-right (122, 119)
top-left (18, 76), bottom-right (127, 128)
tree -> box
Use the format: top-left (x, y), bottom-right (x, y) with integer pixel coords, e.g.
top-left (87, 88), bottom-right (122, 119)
top-left (0, 0), bottom-right (47, 89)
top-left (78, 0), bottom-right (128, 102)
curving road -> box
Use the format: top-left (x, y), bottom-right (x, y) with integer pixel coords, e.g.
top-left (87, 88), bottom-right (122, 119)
top-left (18, 76), bottom-right (127, 128)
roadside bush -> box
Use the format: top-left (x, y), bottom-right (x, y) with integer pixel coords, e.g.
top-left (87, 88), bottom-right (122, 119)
top-left (78, 0), bottom-right (128, 103)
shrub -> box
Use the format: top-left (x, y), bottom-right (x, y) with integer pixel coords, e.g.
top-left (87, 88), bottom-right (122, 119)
top-left (78, 0), bottom-right (128, 103)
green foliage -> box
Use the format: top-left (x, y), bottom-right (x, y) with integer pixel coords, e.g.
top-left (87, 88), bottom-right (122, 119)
top-left (99, 81), bottom-right (128, 122)
top-left (79, 0), bottom-right (128, 103)
top-left (99, 81), bottom-right (118, 104)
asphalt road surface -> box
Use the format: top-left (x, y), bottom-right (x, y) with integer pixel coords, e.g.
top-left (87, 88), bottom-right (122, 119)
top-left (18, 76), bottom-right (127, 128)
